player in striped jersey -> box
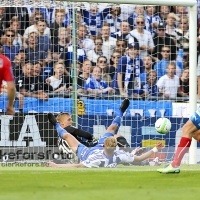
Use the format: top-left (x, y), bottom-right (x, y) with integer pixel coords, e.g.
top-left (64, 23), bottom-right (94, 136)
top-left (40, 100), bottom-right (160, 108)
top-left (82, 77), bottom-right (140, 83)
top-left (47, 98), bottom-right (164, 168)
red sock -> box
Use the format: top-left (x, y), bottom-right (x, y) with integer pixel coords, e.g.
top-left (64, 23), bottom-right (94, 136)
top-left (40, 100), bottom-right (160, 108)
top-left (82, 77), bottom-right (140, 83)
top-left (171, 137), bottom-right (191, 167)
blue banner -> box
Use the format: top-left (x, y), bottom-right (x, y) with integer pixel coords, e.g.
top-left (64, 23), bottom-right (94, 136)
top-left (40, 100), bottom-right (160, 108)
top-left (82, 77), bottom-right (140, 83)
top-left (0, 97), bottom-right (172, 117)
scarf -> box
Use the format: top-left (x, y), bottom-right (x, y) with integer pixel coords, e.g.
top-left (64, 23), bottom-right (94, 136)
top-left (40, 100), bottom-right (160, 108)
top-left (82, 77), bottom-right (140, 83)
top-left (124, 55), bottom-right (141, 93)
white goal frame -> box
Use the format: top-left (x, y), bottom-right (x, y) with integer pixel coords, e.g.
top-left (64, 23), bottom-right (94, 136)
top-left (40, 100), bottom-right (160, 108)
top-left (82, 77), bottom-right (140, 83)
top-left (69, 0), bottom-right (197, 164)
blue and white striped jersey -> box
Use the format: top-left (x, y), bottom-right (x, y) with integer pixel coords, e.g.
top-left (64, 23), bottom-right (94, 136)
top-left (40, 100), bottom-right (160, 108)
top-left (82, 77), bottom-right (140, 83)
top-left (82, 146), bottom-right (134, 168)
top-left (145, 15), bottom-right (161, 37)
top-left (104, 14), bottom-right (122, 35)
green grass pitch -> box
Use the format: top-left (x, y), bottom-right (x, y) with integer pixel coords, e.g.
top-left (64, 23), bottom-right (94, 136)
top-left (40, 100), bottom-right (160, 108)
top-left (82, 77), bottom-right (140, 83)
top-left (0, 165), bottom-right (199, 200)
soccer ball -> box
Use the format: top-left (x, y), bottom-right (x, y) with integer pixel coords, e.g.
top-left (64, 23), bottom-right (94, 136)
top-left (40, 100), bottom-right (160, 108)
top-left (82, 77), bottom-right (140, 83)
top-left (155, 118), bottom-right (171, 134)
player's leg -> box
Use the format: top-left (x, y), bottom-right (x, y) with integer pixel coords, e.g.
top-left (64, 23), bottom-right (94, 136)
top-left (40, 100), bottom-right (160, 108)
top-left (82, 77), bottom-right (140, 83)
top-left (171, 119), bottom-right (196, 167)
top-left (157, 112), bottom-right (199, 173)
top-left (106, 98), bottom-right (130, 135)
top-left (191, 129), bottom-right (200, 141)
top-left (98, 98), bottom-right (130, 145)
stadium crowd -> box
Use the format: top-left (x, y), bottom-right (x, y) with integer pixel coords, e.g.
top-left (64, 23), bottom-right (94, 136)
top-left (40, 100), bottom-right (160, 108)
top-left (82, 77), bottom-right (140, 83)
top-left (0, 2), bottom-right (197, 111)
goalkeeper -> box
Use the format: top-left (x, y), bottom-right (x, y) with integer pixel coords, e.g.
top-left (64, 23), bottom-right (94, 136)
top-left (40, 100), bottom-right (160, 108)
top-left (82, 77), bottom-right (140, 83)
top-left (55, 112), bottom-right (136, 154)
top-left (47, 98), bottom-right (164, 168)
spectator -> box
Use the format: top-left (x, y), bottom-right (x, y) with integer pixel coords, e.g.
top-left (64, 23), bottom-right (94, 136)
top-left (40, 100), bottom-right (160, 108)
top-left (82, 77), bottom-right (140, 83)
top-left (15, 62), bottom-right (48, 100)
top-left (46, 62), bottom-right (72, 93)
top-left (10, 19), bottom-right (23, 48)
top-left (1, 81), bottom-right (24, 113)
top-left (156, 62), bottom-right (183, 99)
top-left (76, 10), bottom-right (88, 29)
top-left (140, 55), bottom-right (153, 84)
top-left (178, 67), bottom-right (189, 97)
top-left (96, 56), bottom-right (111, 85)
top-left (47, 5), bottom-right (71, 27)
top-left (49, 9), bottom-right (67, 44)
top-left (154, 45), bottom-right (182, 79)
top-left (107, 50), bottom-right (121, 79)
top-left (77, 59), bottom-right (92, 93)
top-left (77, 24), bottom-right (95, 54)
top-left (37, 18), bottom-right (52, 64)
top-left (165, 13), bottom-right (179, 40)
top-left (60, 40), bottom-right (87, 76)
top-left (101, 23), bottom-right (117, 60)
top-left (141, 70), bottom-right (159, 97)
top-left (0, 7), bottom-right (6, 37)
top-left (145, 6), bottom-right (161, 36)
top-left (129, 15), bottom-right (154, 59)
top-left (12, 49), bottom-right (26, 77)
top-left (175, 16), bottom-right (189, 61)
top-left (51, 27), bottom-right (69, 62)
top-left (112, 43), bottom-right (143, 97)
top-left (104, 5), bottom-right (122, 35)
top-left (120, 4), bottom-right (135, 21)
top-left (27, 7), bottom-right (49, 26)
top-left (111, 20), bottom-right (132, 40)
top-left (128, 5), bottom-right (148, 31)
top-left (5, 7), bottom-right (29, 35)
top-left (173, 6), bottom-right (188, 27)
top-left (87, 36), bottom-right (108, 65)
top-left (158, 6), bottom-right (170, 22)
top-left (80, 3), bottom-right (103, 37)
top-left (23, 14), bottom-right (51, 47)
top-left (3, 28), bottom-right (20, 61)
top-left (24, 31), bottom-right (46, 64)
top-left (115, 38), bottom-right (127, 56)
top-left (84, 66), bottom-right (114, 95)
top-left (152, 21), bottom-right (176, 61)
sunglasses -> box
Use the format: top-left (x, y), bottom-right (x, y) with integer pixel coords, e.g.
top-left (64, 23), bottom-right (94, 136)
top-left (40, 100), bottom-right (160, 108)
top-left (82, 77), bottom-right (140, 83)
top-left (112, 56), bottom-right (121, 59)
top-left (95, 43), bottom-right (103, 45)
top-left (180, 22), bottom-right (188, 24)
top-left (162, 50), bottom-right (170, 53)
top-left (158, 29), bottom-right (165, 31)
top-left (6, 34), bottom-right (15, 37)
top-left (99, 60), bottom-right (107, 63)
top-left (136, 21), bottom-right (144, 25)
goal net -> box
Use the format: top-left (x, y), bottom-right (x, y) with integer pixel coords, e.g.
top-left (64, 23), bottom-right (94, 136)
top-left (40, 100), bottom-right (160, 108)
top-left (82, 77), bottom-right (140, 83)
top-left (0, 0), bottom-right (198, 166)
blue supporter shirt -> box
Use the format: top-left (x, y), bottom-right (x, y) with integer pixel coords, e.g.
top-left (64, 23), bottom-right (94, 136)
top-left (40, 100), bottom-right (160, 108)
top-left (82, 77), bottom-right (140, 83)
top-left (3, 45), bottom-right (20, 61)
top-left (38, 35), bottom-right (51, 54)
top-left (141, 82), bottom-right (159, 96)
top-left (80, 9), bottom-right (103, 36)
top-left (67, 44), bottom-right (87, 66)
top-left (111, 55), bottom-right (143, 91)
top-left (140, 72), bottom-right (147, 84)
top-left (145, 14), bottom-right (161, 36)
top-left (25, 44), bottom-right (46, 62)
top-left (154, 59), bottom-right (183, 80)
top-left (84, 75), bottom-right (109, 94)
top-left (104, 14), bottom-right (122, 34)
